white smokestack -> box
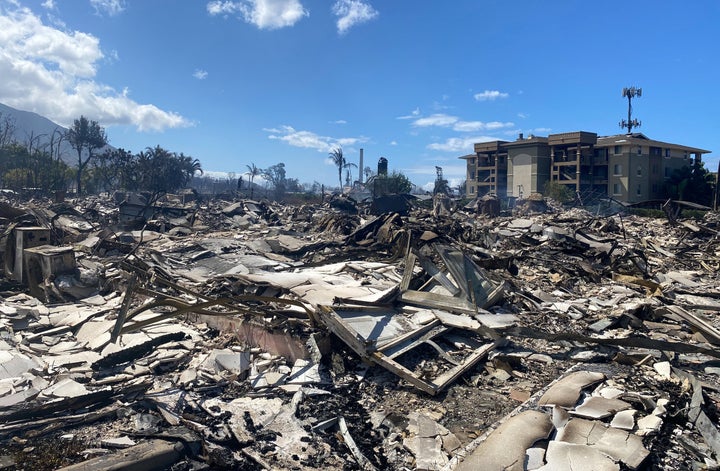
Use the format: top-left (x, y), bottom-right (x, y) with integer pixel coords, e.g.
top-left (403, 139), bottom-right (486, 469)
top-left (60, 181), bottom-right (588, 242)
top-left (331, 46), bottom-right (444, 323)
top-left (359, 148), bottom-right (364, 184)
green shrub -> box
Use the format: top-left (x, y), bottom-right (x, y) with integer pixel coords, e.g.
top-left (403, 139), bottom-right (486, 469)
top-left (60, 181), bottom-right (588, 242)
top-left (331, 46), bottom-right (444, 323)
top-left (543, 181), bottom-right (574, 203)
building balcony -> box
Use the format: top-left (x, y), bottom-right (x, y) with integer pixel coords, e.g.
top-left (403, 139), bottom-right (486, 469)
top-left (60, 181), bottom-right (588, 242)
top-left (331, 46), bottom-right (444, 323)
top-left (553, 159), bottom-right (579, 166)
top-left (553, 155), bottom-right (597, 165)
top-left (553, 174), bottom-right (579, 183)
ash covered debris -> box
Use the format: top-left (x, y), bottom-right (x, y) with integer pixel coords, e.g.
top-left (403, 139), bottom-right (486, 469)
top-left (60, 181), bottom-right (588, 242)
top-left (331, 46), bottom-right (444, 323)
top-left (0, 192), bottom-right (719, 470)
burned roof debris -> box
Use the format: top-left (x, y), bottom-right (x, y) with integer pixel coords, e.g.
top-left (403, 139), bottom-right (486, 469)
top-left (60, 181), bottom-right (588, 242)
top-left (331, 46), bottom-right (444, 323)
top-left (1, 191), bottom-right (720, 470)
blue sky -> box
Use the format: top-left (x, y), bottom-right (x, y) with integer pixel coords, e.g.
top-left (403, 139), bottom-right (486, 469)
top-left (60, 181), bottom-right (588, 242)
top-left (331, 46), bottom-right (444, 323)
top-left (1, 0), bottom-right (718, 190)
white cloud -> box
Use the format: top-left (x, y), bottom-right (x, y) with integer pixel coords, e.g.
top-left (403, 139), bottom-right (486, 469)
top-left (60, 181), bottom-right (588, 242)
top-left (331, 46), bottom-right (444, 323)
top-left (452, 121), bottom-right (484, 132)
top-left (90, 0), bottom-right (125, 16)
top-left (106, 49), bottom-right (119, 63)
top-left (396, 107), bottom-right (420, 120)
top-left (206, 1), bottom-right (239, 15)
top-left (390, 140), bottom-right (397, 146)
top-left (484, 121), bottom-right (514, 130)
top-left (265, 125), bottom-right (367, 152)
top-left (41, 0), bottom-right (56, 9)
top-left (427, 136), bottom-right (498, 153)
top-left (0, 5), bottom-right (189, 131)
top-left (518, 112), bottom-right (528, 119)
top-left (207, 0), bottom-right (308, 30)
top-left (474, 90), bottom-right (509, 101)
top-left (412, 114), bottom-right (513, 132)
top-left (193, 69), bottom-right (208, 80)
top-left (332, 119), bottom-right (347, 124)
top-left (453, 120), bottom-right (514, 132)
top-left (332, 0), bottom-right (378, 35)
top-left (413, 113), bottom-right (458, 128)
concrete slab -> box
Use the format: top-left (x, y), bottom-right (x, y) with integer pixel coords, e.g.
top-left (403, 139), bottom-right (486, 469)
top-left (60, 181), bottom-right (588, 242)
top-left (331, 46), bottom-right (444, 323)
top-left (44, 378), bottom-right (89, 398)
top-left (456, 410), bottom-right (553, 471)
top-left (0, 353), bottom-right (40, 380)
top-left (557, 418), bottom-right (649, 469)
top-left (537, 441), bottom-right (619, 471)
top-left (570, 396), bottom-right (631, 420)
top-left (610, 409), bottom-right (636, 430)
top-left (538, 371), bottom-right (605, 408)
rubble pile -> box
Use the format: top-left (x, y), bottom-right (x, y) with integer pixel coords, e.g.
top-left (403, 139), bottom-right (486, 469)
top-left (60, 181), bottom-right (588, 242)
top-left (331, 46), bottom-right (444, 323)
top-left (0, 192), bottom-right (719, 470)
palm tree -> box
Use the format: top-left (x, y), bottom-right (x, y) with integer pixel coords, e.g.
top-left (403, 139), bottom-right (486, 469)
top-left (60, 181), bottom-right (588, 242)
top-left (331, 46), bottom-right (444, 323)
top-left (343, 161), bottom-right (357, 186)
top-left (177, 153), bottom-right (203, 186)
top-left (364, 166), bottom-right (374, 181)
top-left (246, 163), bottom-right (261, 198)
top-left (328, 147), bottom-right (345, 190)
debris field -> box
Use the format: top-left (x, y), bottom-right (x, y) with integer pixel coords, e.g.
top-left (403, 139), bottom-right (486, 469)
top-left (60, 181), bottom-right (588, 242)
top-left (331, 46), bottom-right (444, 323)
top-left (1, 192), bottom-right (720, 470)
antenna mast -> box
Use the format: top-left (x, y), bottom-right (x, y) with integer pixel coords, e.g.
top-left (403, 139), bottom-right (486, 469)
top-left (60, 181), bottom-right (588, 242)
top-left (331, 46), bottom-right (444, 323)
top-left (619, 86), bottom-right (642, 133)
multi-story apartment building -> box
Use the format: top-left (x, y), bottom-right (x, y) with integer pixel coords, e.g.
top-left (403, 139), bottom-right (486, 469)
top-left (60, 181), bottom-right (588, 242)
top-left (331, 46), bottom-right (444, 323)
top-left (460, 131), bottom-right (710, 203)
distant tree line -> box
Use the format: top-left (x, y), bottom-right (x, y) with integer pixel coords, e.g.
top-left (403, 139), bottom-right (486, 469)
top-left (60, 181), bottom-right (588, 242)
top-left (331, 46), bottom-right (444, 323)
top-left (90, 145), bottom-right (202, 198)
top-left (0, 113), bottom-right (202, 197)
top-left (0, 112), bottom-right (72, 192)
top-left (190, 161), bottom-right (305, 201)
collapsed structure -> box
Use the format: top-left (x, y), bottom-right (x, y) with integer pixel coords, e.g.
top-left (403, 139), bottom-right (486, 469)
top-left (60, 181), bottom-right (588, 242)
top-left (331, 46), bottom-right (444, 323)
top-left (0, 191), bottom-right (719, 470)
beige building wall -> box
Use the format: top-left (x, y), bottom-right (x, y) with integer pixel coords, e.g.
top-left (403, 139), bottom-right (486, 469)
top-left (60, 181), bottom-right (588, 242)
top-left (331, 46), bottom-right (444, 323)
top-left (507, 148), bottom-right (550, 198)
top-left (608, 148), bottom-right (629, 200)
top-left (508, 153), bottom-right (532, 198)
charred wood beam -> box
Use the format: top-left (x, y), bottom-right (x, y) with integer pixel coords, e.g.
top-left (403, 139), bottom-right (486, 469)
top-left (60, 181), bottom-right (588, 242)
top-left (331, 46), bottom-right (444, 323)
top-left (507, 325), bottom-right (720, 359)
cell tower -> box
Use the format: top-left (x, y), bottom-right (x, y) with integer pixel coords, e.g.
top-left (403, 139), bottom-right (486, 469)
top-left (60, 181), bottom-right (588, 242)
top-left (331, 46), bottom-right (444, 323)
top-left (619, 86), bottom-right (642, 134)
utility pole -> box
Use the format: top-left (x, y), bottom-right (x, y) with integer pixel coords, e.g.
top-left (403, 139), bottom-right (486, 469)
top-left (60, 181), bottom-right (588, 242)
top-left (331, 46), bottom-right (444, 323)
top-left (619, 86), bottom-right (642, 134)
top-left (715, 160), bottom-right (720, 211)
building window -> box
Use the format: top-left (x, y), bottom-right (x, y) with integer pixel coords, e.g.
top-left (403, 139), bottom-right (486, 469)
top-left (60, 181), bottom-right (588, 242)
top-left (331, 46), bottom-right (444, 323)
top-left (637, 166), bottom-right (642, 177)
top-left (650, 146), bottom-right (662, 156)
top-left (613, 183), bottom-right (622, 195)
top-left (636, 185), bottom-right (641, 196)
top-left (613, 164), bottom-right (622, 176)
top-left (637, 145), bottom-right (642, 155)
top-left (470, 186), bottom-right (475, 194)
top-left (665, 148), bottom-right (671, 158)
top-left (614, 145), bottom-right (622, 155)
